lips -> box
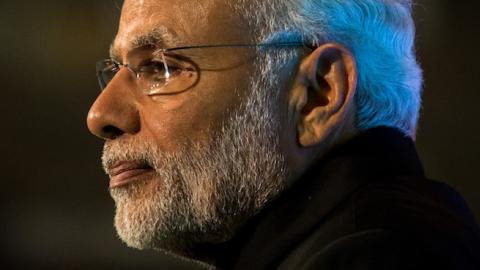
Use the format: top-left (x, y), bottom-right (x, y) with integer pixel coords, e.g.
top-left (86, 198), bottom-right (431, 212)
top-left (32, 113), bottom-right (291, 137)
top-left (108, 161), bottom-right (155, 189)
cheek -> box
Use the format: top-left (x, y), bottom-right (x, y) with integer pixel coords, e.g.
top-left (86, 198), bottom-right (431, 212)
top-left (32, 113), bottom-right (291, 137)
top-left (137, 61), bottom-right (254, 152)
top-left (140, 102), bottom-right (213, 152)
top-left (139, 91), bottom-right (231, 152)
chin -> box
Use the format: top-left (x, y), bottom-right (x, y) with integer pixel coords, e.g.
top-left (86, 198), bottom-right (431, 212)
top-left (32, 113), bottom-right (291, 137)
top-left (110, 178), bottom-right (239, 254)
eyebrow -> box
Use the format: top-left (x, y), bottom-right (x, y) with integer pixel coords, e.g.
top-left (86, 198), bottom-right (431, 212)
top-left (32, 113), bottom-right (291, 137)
top-left (109, 26), bottom-right (178, 61)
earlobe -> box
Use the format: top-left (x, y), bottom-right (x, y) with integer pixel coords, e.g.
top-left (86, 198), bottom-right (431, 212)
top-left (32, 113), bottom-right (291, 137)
top-left (292, 43), bottom-right (357, 148)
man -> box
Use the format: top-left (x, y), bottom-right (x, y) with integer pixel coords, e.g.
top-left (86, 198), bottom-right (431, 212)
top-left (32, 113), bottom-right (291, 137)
top-left (87, 0), bottom-right (480, 269)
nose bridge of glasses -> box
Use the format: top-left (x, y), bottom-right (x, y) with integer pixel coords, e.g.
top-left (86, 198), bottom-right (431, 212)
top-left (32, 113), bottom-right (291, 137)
top-left (122, 63), bottom-right (141, 79)
top-left (106, 62), bottom-right (140, 90)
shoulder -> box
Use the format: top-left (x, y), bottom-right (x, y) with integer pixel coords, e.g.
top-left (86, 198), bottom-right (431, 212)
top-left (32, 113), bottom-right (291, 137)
top-left (297, 228), bottom-right (477, 270)
top-left (351, 176), bottom-right (479, 237)
top-left (279, 176), bottom-right (480, 270)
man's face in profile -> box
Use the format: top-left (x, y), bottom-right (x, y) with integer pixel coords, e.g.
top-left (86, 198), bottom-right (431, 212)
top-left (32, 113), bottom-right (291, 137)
top-left (87, 0), bottom-right (296, 254)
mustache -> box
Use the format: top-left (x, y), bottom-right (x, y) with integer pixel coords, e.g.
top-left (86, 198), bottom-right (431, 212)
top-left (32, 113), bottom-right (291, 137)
top-left (101, 138), bottom-right (158, 176)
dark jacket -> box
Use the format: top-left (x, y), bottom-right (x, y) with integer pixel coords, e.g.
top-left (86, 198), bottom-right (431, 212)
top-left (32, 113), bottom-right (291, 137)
top-left (209, 127), bottom-right (480, 269)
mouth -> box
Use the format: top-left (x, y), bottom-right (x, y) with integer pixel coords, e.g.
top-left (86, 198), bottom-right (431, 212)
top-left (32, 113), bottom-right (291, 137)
top-left (108, 161), bottom-right (155, 189)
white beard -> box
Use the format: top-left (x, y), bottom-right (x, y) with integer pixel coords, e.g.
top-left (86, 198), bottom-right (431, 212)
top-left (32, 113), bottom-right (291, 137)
top-left (101, 79), bottom-right (288, 256)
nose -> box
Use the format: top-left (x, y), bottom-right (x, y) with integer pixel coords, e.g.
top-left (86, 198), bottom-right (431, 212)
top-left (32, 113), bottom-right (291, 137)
top-left (87, 72), bottom-right (140, 140)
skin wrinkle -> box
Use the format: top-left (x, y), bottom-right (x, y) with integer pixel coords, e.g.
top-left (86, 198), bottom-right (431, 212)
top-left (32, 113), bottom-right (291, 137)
top-left (120, 1), bottom-right (254, 153)
top-left (120, 0), bottom-right (232, 48)
top-left (109, 26), bottom-right (176, 62)
top-left (103, 53), bottom-right (290, 253)
top-left (91, 0), bottom-right (298, 258)
top-left (175, 1), bottom-right (210, 41)
top-left (87, 0), bottom-right (359, 265)
top-left (115, 2), bottom-right (184, 62)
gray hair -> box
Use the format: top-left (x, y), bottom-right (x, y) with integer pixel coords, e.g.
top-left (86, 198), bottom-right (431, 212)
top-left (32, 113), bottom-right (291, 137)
top-left (231, 0), bottom-right (423, 138)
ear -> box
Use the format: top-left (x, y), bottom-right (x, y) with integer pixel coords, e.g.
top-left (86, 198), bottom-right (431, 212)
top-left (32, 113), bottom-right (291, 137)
top-left (289, 43), bottom-right (357, 147)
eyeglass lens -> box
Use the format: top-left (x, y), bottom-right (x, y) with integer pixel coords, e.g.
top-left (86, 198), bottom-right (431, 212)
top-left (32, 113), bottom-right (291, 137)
top-left (95, 50), bottom-right (198, 96)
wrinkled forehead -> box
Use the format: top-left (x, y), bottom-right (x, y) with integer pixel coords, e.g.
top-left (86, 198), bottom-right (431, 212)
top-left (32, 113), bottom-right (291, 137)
top-left (112, 0), bottom-right (254, 59)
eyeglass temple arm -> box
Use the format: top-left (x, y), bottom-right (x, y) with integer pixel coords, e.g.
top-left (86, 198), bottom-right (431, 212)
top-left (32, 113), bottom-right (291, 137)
top-left (164, 42), bottom-right (310, 52)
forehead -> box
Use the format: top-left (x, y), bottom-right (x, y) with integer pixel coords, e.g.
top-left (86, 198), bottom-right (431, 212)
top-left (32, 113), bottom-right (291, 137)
top-left (112, 0), bottom-right (254, 59)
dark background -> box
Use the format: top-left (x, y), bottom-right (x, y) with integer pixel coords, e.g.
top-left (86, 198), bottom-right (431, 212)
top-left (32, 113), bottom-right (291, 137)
top-left (1, 0), bottom-right (479, 269)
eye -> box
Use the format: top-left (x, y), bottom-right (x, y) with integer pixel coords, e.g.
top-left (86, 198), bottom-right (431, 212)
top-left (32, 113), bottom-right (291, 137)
top-left (134, 54), bottom-right (199, 96)
top-left (138, 60), bottom-right (166, 75)
top-left (138, 59), bottom-right (186, 81)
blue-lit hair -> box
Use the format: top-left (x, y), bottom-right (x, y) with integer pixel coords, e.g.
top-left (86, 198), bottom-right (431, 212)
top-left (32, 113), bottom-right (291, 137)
top-left (233, 0), bottom-right (423, 138)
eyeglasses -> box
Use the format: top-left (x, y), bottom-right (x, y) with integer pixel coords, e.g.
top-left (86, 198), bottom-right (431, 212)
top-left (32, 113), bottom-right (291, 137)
top-left (95, 42), bottom-right (306, 96)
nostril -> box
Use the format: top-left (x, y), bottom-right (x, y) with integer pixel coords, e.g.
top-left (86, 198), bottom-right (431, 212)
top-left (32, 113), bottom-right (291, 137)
top-left (102, 125), bottom-right (124, 139)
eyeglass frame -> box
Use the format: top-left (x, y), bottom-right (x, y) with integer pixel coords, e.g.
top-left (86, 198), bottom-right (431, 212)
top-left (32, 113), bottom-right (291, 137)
top-left (96, 42), bottom-right (309, 95)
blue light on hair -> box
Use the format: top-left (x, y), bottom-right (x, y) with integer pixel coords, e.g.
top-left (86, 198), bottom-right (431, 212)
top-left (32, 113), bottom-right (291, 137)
top-left (235, 0), bottom-right (423, 137)
top-left (262, 30), bottom-right (304, 44)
